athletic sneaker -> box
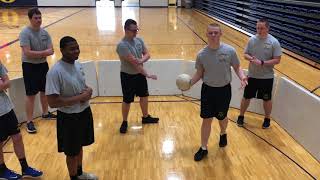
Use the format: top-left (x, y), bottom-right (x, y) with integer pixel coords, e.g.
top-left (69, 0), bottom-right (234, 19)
top-left (22, 167), bottom-right (43, 178)
top-left (262, 118), bottom-right (271, 129)
top-left (142, 115), bottom-right (159, 124)
top-left (237, 115), bottom-right (244, 127)
top-left (194, 147), bottom-right (208, 161)
top-left (42, 112), bottom-right (57, 119)
top-left (26, 122), bottom-right (37, 134)
top-left (78, 172), bottom-right (98, 180)
top-left (219, 134), bottom-right (227, 147)
top-left (120, 121), bottom-right (128, 134)
top-left (0, 169), bottom-right (22, 180)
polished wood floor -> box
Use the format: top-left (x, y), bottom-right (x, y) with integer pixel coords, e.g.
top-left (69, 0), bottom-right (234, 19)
top-left (1, 6), bottom-right (320, 180)
top-left (3, 96), bottom-right (320, 179)
top-left (0, 7), bottom-right (319, 95)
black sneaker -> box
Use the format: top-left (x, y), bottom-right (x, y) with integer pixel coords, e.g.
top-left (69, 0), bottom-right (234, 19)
top-left (42, 112), bottom-right (57, 119)
top-left (26, 122), bottom-right (37, 134)
top-left (142, 115), bottom-right (159, 124)
top-left (120, 121), bottom-right (128, 134)
top-left (219, 134), bottom-right (227, 147)
top-left (262, 118), bottom-right (271, 129)
top-left (194, 147), bottom-right (208, 161)
top-left (237, 115), bottom-right (244, 127)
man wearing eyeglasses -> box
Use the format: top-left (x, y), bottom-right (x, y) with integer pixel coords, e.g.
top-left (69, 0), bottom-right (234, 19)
top-left (116, 19), bottom-right (159, 134)
top-left (189, 23), bottom-right (247, 161)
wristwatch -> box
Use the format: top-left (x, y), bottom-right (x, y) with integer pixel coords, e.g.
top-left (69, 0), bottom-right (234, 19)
top-left (261, 60), bottom-right (264, 66)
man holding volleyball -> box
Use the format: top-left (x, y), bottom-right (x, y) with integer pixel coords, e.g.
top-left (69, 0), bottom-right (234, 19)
top-left (189, 23), bottom-right (247, 161)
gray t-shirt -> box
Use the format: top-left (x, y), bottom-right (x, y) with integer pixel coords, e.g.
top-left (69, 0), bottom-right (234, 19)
top-left (19, 26), bottom-right (52, 64)
top-left (245, 34), bottom-right (282, 79)
top-left (0, 64), bottom-right (14, 116)
top-left (45, 60), bottom-right (89, 114)
top-left (116, 37), bottom-right (146, 74)
top-left (195, 43), bottom-right (240, 87)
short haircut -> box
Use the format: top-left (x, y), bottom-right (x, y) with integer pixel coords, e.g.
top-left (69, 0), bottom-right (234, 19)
top-left (60, 36), bottom-right (77, 49)
top-left (124, 19), bottom-right (137, 30)
top-left (208, 23), bottom-right (221, 31)
top-left (258, 18), bottom-right (270, 28)
top-left (28, 8), bottom-right (41, 19)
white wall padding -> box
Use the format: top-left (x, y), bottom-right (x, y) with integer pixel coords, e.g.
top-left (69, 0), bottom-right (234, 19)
top-left (272, 77), bottom-right (320, 161)
top-left (140, 0), bottom-right (167, 7)
top-left (97, 60), bottom-right (186, 96)
top-left (81, 61), bottom-right (98, 98)
top-left (7, 77), bottom-right (42, 123)
top-left (144, 60), bottom-right (184, 95)
top-left (230, 69), bottom-right (278, 115)
top-left (97, 60), bottom-right (122, 96)
top-left (182, 61), bottom-right (202, 99)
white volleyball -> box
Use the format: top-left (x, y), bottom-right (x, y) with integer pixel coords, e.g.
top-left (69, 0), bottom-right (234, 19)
top-left (176, 74), bottom-right (191, 91)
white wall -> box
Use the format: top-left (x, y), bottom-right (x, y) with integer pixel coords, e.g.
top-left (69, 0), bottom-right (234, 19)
top-left (140, 0), bottom-right (167, 7)
top-left (37, 0), bottom-right (95, 6)
top-left (272, 77), bottom-right (320, 161)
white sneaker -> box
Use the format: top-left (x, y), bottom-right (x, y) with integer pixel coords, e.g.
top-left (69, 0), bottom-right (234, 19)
top-left (78, 172), bottom-right (98, 180)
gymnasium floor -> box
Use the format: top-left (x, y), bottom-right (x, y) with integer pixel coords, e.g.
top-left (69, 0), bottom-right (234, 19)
top-left (1, 5), bottom-right (320, 179)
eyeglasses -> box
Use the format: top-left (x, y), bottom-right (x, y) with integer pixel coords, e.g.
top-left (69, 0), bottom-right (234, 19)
top-left (127, 28), bottom-right (139, 32)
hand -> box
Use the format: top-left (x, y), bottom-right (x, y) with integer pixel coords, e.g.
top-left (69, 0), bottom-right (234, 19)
top-left (80, 87), bottom-right (92, 102)
top-left (251, 57), bottom-right (262, 66)
top-left (136, 58), bottom-right (144, 65)
top-left (239, 76), bottom-right (248, 89)
top-left (131, 58), bottom-right (140, 66)
top-left (44, 48), bottom-right (54, 56)
top-left (147, 74), bottom-right (157, 80)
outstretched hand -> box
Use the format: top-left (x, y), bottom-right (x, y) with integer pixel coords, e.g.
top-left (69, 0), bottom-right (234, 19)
top-left (147, 74), bottom-right (157, 80)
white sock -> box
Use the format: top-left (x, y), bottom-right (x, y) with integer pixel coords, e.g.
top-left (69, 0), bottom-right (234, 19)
top-left (201, 146), bottom-right (207, 150)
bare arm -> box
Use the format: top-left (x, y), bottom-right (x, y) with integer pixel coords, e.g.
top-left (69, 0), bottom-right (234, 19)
top-left (0, 75), bottom-right (10, 91)
top-left (139, 47), bottom-right (150, 63)
top-left (21, 44), bottom-right (54, 59)
top-left (190, 66), bottom-right (204, 86)
top-left (232, 64), bottom-right (248, 88)
top-left (244, 53), bottom-right (254, 61)
top-left (250, 56), bottom-right (281, 66)
top-left (120, 54), bottom-right (156, 79)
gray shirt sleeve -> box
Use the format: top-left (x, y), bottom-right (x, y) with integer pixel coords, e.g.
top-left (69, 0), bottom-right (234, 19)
top-left (195, 53), bottom-right (203, 69)
top-left (273, 40), bottom-right (282, 57)
top-left (19, 29), bottom-right (30, 47)
top-left (137, 37), bottom-right (146, 52)
top-left (116, 42), bottom-right (130, 57)
top-left (46, 31), bottom-right (53, 47)
top-left (230, 49), bottom-right (240, 66)
top-left (0, 64), bottom-right (8, 77)
top-left (45, 70), bottom-right (61, 96)
top-left (244, 37), bottom-right (253, 55)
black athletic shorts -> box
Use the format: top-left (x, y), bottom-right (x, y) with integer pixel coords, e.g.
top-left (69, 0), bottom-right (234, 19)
top-left (56, 107), bottom-right (95, 156)
top-left (22, 62), bottom-right (49, 96)
top-left (0, 110), bottom-right (20, 142)
top-left (243, 78), bottom-right (274, 101)
top-left (120, 72), bottom-right (149, 103)
top-left (200, 83), bottom-right (231, 120)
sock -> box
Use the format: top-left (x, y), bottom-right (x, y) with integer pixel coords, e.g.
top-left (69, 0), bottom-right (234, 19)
top-left (19, 158), bottom-right (28, 172)
top-left (0, 163), bottom-right (7, 175)
top-left (201, 146), bottom-right (207, 150)
top-left (220, 133), bottom-right (226, 136)
top-left (77, 165), bottom-right (83, 176)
